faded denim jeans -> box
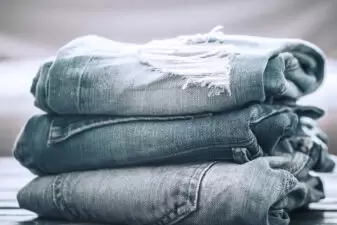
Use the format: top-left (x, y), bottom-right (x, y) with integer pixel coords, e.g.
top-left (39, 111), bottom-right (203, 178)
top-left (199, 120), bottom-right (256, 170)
top-left (13, 103), bottom-right (334, 176)
top-left (31, 27), bottom-right (325, 116)
top-left (17, 158), bottom-right (324, 225)
top-left (13, 28), bottom-right (333, 225)
top-left (14, 104), bottom-right (296, 175)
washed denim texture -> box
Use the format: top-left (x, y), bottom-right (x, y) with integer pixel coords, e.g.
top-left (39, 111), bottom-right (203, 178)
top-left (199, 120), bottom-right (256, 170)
top-left (272, 119), bottom-right (335, 180)
top-left (267, 105), bottom-right (335, 180)
top-left (13, 29), bottom-right (333, 225)
top-left (14, 103), bottom-right (300, 175)
top-left (17, 158), bottom-right (325, 225)
top-left (13, 103), bottom-right (335, 177)
top-left (31, 28), bottom-right (325, 116)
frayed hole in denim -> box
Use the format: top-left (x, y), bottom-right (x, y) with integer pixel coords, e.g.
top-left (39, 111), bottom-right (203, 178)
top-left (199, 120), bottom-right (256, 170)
top-left (137, 26), bottom-right (239, 96)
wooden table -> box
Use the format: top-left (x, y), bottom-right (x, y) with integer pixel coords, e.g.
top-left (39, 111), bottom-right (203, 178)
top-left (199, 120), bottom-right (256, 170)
top-left (1, 157), bottom-right (337, 225)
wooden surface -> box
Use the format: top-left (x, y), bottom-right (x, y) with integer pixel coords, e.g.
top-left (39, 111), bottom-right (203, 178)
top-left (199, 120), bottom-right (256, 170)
top-left (1, 157), bottom-right (337, 225)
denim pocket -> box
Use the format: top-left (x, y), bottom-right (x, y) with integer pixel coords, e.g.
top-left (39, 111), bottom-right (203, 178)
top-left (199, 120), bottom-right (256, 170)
top-left (51, 162), bottom-right (216, 225)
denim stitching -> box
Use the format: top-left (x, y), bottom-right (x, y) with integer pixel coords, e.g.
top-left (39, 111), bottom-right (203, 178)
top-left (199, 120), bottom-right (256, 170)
top-left (291, 153), bottom-right (311, 178)
top-left (52, 175), bottom-right (68, 218)
top-left (47, 119), bottom-right (55, 146)
top-left (48, 113), bottom-right (213, 143)
top-left (52, 174), bottom-right (79, 220)
top-left (76, 56), bottom-right (94, 113)
top-left (152, 162), bottom-right (217, 225)
top-left (250, 108), bottom-right (292, 125)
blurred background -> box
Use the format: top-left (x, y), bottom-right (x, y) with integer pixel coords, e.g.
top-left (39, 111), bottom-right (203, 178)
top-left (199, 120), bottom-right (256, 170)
top-left (0, 0), bottom-right (336, 156)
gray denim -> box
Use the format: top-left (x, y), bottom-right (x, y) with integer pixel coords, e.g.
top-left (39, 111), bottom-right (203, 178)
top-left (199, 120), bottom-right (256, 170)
top-left (268, 106), bottom-right (335, 180)
top-left (31, 29), bottom-right (325, 116)
top-left (14, 104), bottom-right (300, 175)
top-left (17, 158), bottom-right (324, 225)
top-left (13, 103), bottom-right (335, 177)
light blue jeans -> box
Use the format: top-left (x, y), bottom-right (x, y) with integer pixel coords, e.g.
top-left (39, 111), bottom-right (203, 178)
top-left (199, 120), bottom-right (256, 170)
top-left (17, 158), bottom-right (324, 225)
top-left (31, 29), bottom-right (325, 116)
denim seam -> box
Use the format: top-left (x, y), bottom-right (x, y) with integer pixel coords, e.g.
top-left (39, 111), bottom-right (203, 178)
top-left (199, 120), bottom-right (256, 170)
top-left (234, 144), bottom-right (264, 162)
top-left (250, 108), bottom-right (291, 125)
top-left (53, 142), bottom-right (254, 170)
top-left (270, 172), bottom-right (298, 213)
top-left (47, 119), bottom-right (55, 146)
top-left (303, 142), bottom-right (320, 172)
top-left (283, 138), bottom-right (315, 178)
top-left (251, 109), bottom-right (298, 149)
top-left (47, 114), bottom-right (213, 143)
top-left (44, 65), bottom-right (51, 111)
top-left (52, 175), bottom-right (68, 218)
top-left (282, 114), bottom-right (298, 138)
top-left (52, 174), bottom-right (78, 220)
top-left (36, 140), bottom-right (254, 175)
top-left (292, 154), bottom-right (311, 178)
top-left (286, 66), bottom-right (301, 72)
top-left (151, 162), bottom-right (217, 225)
top-left (171, 141), bottom-right (254, 157)
top-left (76, 56), bottom-right (94, 113)
top-left (285, 56), bottom-right (300, 72)
top-left (117, 142), bottom-right (254, 171)
top-left (47, 121), bottom-right (255, 155)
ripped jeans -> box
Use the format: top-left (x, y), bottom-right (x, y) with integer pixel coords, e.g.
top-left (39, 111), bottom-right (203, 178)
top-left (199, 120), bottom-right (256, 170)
top-left (13, 29), bottom-right (333, 225)
top-left (31, 28), bottom-right (325, 116)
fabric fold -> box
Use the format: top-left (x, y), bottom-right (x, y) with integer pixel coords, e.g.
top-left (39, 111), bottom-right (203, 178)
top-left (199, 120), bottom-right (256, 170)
top-left (17, 159), bottom-right (324, 225)
top-left (30, 27), bottom-right (325, 116)
top-left (13, 104), bottom-right (299, 175)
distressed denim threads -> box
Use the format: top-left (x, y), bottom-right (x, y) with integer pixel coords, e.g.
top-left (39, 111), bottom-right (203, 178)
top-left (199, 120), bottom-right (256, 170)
top-left (14, 27), bottom-right (335, 225)
top-left (30, 27), bottom-right (324, 115)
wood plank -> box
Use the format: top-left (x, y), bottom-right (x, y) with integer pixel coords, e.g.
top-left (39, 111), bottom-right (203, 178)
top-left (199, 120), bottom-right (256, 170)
top-left (0, 209), bottom-right (35, 216)
top-left (1, 177), bottom-right (34, 188)
top-left (0, 221), bottom-right (105, 225)
top-left (0, 191), bottom-right (19, 201)
top-left (0, 201), bottom-right (19, 208)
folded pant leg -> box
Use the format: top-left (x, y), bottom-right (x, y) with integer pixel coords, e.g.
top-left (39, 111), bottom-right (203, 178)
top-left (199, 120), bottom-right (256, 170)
top-left (269, 105), bottom-right (335, 181)
top-left (31, 29), bottom-right (325, 116)
top-left (13, 104), bottom-right (298, 175)
top-left (17, 158), bottom-right (321, 225)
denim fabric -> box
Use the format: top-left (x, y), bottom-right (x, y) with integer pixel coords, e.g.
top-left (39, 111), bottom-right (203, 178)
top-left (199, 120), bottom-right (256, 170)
top-left (13, 104), bottom-right (300, 175)
top-left (17, 158), bottom-right (324, 225)
top-left (31, 28), bottom-right (325, 116)
top-left (269, 114), bottom-right (335, 181)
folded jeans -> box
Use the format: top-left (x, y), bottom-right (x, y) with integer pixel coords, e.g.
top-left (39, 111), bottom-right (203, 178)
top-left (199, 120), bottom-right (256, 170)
top-left (14, 104), bottom-right (299, 175)
top-left (17, 158), bottom-right (325, 225)
top-left (31, 27), bottom-right (325, 116)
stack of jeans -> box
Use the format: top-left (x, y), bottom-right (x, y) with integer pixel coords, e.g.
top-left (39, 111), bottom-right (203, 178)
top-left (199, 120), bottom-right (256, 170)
top-left (13, 27), bottom-right (336, 225)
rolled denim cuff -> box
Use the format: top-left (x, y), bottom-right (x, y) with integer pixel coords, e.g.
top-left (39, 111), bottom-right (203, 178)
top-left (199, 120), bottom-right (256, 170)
top-left (270, 105), bottom-right (335, 179)
top-left (30, 31), bottom-right (325, 116)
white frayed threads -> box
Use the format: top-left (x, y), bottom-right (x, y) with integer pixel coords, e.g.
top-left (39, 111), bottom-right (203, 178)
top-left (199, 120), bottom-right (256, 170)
top-left (138, 26), bottom-right (237, 96)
